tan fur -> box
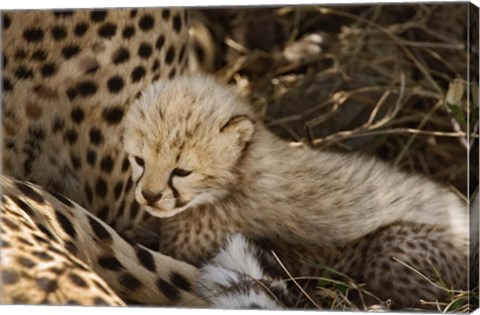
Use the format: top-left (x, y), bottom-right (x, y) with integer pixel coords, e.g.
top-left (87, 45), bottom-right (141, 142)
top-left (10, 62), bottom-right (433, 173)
top-left (123, 73), bottom-right (469, 308)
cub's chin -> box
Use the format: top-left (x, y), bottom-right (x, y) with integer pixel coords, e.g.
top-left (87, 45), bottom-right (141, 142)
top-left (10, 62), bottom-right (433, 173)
top-left (144, 204), bottom-right (190, 218)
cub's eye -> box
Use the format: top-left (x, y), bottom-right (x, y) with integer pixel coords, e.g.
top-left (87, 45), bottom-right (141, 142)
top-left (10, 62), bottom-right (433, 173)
top-left (172, 168), bottom-right (192, 177)
top-left (134, 156), bottom-right (145, 167)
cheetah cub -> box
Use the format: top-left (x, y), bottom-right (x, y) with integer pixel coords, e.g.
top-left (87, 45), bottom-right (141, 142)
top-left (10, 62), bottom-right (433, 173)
top-left (123, 74), bottom-right (469, 309)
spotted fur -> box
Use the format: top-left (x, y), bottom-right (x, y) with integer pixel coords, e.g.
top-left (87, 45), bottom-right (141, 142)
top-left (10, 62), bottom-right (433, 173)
top-left (1, 8), bottom-right (291, 308)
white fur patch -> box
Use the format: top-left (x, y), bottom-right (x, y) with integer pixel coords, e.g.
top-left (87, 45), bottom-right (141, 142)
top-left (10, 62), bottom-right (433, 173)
top-left (196, 234), bottom-right (284, 309)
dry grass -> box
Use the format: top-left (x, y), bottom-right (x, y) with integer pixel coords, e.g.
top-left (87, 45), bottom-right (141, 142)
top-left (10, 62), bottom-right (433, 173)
top-left (197, 3), bottom-right (479, 312)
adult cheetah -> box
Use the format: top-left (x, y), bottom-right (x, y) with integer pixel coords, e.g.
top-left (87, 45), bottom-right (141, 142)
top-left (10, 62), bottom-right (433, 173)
top-left (1, 8), bottom-right (288, 308)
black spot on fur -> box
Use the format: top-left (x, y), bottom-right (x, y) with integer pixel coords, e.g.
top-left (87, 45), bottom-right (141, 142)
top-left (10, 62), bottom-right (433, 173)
top-left (125, 178), bottom-right (133, 192)
top-left (119, 273), bottom-right (143, 290)
top-left (62, 45), bottom-right (80, 59)
top-left (5, 140), bottom-right (15, 150)
top-left (131, 66), bottom-right (146, 82)
top-left (70, 107), bottom-right (85, 124)
top-left (101, 106), bottom-right (124, 124)
top-left (89, 127), bottom-right (104, 145)
top-left (151, 59), bottom-right (160, 71)
top-left (98, 23), bottom-right (117, 38)
top-left (10, 196), bottom-right (34, 216)
top-left (3, 15), bottom-right (11, 29)
top-left (69, 273), bottom-right (88, 288)
top-left (47, 189), bottom-right (74, 207)
top-left (138, 42), bottom-right (152, 59)
top-left (136, 248), bottom-right (155, 272)
top-left (15, 49), bottom-right (27, 60)
top-left (65, 129), bottom-right (78, 144)
top-left (100, 155), bottom-right (114, 173)
top-left (2, 217), bottom-right (19, 231)
top-left (38, 224), bottom-right (55, 240)
top-left (17, 237), bottom-right (33, 246)
top-left (2, 269), bottom-right (19, 284)
top-left (17, 257), bottom-right (36, 268)
top-left (33, 235), bottom-right (49, 244)
top-left (121, 157), bottom-right (130, 172)
top-left (122, 25), bottom-right (135, 39)
top-left (55, 209), bottom-right (77, 239)
top-left (31, 49), bottom-right (47, 62)
top-left (66, 87), bottom-right (77, 100)
top-left (86, 149), bottom-right (97, 166)
top-left (40, 63), bottom-right (57, 77)
top-left (33, 251), bottom-right (54, 261)
top-left (15, 182), bottom-right (45, 204)
top-left (107, 76), bottom-right (124, 93)
top-left (15, 66), bottom-right (34, 80)
top-left (84, 183), bottom-right (93, 205)
top-left (76, 81), bottom-right (97, 97)
top-left (92, 279), bottom-right (112, 296)
top-left (98, 256), bottom-right (124, 271)
top-left (155, 35), bottom-right (165, 51)
top-left (3, 78), bottom-right (13, 91)
top-left (70, 153), bottom-right (82, 171)
top-left (88, 216), bottom-right (112, 241)
top-left (23, 27), bottom-right (44, 42)
top-left (172, 14), bottom-right (182, 33)
top-left (162, 10), bottom-right (171, 20)
top-left (130, 9), bottom-right (138, 18)
top-left (156, 278), bottom-right (180, 301)
top-left (95, 178), bottom-right (108, 198)
top-left (65, 240), bottom-right (78, 255)
top-left (36, 277), bottom-right (58, 292)
top-left (170, 272), bottom-right (191, 292)
top-left (179, 44), bottom-right (186, 63)
top-left (165, 47), bottom-right (175, 65)
top-left (117, 201), bottom-right (126, 217)
top-left (130, 201), bottom-right (140, 219)
top-left (51, 25), bottom-right (67, 40)
top-left (53, 11), bottom-right (74, 17)
top-left (90, 10), bottom-right (107, 22)
top-left (98, 206), bottom-right (109, 221)
top-left (113, 182), bottom-right (123, 199)
top-left (52, 117), bottom-right (65, 133)
top-left (94, 297), bottom-right (108, 305)
top-left (139, 14), bottom-right (155, 31)
top-left (112, 47), bottom-right (130, 64)
top-left (74, 22), bottom-right (88, 36)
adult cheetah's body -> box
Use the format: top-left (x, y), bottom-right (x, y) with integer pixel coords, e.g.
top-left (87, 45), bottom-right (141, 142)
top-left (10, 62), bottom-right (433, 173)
top-left (1, 7), bottom-right (207, 306)
top-left (2, 8), bottom-right (287, 308)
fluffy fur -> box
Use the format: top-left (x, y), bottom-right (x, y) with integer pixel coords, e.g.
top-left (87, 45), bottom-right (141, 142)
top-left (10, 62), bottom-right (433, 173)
top-left (196, 234), bottom-right (287, 309)
top-left (123, 74), bottom-right (467, 246)
top-left (123, 73), bottom-right (470, 308)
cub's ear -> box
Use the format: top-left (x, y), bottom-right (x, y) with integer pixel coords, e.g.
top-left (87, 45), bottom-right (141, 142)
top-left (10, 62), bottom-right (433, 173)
top-left (220, 115), bottom-right (254, 147)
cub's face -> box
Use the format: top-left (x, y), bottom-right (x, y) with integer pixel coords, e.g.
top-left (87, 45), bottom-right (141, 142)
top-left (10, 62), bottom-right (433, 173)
top-left (123, 75), bottom-right (254, 218)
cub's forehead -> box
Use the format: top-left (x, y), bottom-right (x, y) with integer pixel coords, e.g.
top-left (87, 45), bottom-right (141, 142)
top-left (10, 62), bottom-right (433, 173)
top-left (127, 75), bottom-right (253, 129)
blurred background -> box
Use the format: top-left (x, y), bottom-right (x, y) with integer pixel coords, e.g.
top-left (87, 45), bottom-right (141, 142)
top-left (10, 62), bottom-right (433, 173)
top-left (191, 3), bottom-right (479, 203)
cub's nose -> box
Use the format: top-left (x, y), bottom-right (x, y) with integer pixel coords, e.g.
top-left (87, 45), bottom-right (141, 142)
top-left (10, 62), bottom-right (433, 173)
top-left (141, 189), bottom-right (163, 204)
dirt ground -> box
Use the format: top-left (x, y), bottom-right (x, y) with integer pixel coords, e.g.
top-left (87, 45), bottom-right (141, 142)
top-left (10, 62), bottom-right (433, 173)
top-left (195, 3), bottom-right (479, 312)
